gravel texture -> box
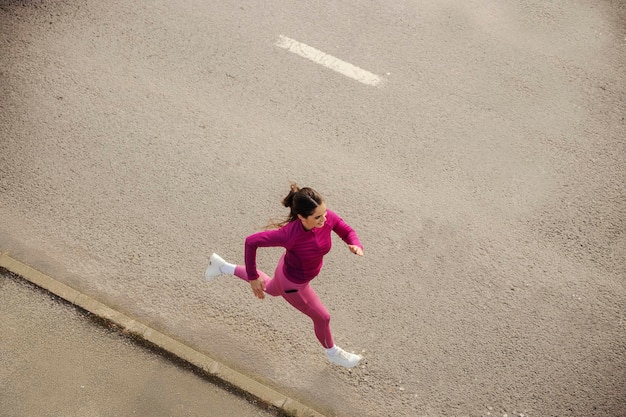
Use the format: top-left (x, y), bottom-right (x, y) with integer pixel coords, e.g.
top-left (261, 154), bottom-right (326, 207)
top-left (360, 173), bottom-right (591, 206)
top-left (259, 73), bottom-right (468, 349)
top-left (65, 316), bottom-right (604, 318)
top-left (1, 1), bottom-right (624, 416)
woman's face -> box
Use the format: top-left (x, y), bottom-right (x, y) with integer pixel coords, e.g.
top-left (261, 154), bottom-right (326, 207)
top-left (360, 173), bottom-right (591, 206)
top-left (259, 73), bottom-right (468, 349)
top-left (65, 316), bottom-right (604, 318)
top-left (298, 202), bottom-right (327, 231)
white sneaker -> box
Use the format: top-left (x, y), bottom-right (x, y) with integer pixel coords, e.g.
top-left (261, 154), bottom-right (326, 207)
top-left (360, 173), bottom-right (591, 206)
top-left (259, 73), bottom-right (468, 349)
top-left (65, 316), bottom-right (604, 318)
top-left (205, 253), bottom-right (227, 282)
top-left (326, 347), bottom-right (362, 368)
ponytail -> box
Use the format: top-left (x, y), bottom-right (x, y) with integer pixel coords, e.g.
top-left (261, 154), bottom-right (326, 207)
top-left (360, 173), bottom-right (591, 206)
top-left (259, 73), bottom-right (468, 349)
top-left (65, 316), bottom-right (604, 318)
top-left (281, 182), bottom-right (301, 214)
top-left (266, 182), bottom-right (324, 229)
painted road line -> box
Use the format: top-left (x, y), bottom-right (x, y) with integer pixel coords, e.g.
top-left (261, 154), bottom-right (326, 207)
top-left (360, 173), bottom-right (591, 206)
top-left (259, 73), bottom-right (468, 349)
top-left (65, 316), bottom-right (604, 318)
top-left (275, 35), bottom-right (384, 87)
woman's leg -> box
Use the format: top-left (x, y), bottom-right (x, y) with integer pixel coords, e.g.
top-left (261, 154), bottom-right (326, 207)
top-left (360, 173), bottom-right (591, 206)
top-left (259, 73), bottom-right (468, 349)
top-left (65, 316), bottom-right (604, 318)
top-left (282, 285), bottom-right (334, 349)
top-left (232, 255), bottom-right (289, 297)
top-left (282, 288), bottom-right (361, 367)
top-left (261, 257), bottom-right (335, 348)
top-left (233, 265), bottom-right (282, 297)
top-left (206, 253), bottom-right (282, 297)
top-left (219, 254), bottom-right (359, 367)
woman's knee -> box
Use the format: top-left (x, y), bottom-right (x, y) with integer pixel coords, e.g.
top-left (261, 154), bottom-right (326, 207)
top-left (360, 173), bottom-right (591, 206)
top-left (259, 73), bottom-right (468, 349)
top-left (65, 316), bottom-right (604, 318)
top-left (311, 307), bottom-right (331, 324)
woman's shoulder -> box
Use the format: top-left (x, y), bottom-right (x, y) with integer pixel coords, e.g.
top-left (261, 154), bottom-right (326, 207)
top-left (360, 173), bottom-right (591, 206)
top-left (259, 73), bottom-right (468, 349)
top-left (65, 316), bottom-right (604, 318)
top-left (325, 209), bottom-right (356, 231)
top-left (326, 209), bottom-right (340, 221)
top-left (278, 219), bottom-right (305, 236)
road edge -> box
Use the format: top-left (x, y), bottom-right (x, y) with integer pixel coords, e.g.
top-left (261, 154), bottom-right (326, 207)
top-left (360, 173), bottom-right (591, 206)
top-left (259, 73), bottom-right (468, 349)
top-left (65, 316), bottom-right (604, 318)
top-left (0, 252), bottom-right (326, 417)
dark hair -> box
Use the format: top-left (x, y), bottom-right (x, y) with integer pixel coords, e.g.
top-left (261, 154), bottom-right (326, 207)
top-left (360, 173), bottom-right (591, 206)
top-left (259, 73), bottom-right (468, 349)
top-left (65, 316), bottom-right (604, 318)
top-left (267, 183), bottom-right (324, 228)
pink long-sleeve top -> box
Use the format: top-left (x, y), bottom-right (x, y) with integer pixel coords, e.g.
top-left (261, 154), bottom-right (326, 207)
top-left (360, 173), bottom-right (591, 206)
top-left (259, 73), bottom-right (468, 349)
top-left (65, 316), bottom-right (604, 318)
top-left (244, 209), bottom-right (362, 284)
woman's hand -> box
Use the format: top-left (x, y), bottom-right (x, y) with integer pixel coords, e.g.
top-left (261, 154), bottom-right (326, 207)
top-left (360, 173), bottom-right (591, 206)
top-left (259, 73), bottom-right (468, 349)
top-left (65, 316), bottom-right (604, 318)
top-left (249, 278), bottom-right (266, 299)
top-left (348, 245), bottom-right (364, 256)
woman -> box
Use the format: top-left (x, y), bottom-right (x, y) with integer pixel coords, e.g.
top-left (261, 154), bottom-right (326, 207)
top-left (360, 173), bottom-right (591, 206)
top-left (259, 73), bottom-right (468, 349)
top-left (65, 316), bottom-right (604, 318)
top-left (205, 183), bottom-right (364, 368)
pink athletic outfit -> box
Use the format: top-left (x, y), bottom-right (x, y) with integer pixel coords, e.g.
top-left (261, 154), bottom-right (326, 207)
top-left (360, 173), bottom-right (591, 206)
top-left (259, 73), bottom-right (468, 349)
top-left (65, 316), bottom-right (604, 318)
top-left (233, 209), bottom-right (362, 348)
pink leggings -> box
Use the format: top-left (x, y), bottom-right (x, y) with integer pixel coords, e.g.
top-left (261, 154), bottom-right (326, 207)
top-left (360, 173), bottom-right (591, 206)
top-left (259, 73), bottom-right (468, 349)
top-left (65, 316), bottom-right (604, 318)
top-left (234, 255), bottom-right (334, 349)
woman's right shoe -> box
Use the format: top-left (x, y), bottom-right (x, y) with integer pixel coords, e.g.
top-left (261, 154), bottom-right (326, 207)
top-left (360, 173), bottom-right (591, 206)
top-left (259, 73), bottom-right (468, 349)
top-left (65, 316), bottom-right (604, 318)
top-left (205, 253), bottom-right (227, 282)
top-left (326, 347), bottom-right (362, 368)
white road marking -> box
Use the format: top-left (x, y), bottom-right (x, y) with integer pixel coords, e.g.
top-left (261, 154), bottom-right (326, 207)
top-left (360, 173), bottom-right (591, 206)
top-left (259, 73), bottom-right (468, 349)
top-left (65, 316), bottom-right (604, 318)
top-left (275, 35), bottom-right (384, 87)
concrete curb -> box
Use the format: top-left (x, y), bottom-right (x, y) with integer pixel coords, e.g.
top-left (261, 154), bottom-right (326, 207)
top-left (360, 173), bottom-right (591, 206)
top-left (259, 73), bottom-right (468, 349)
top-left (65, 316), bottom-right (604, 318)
top-left (0, 252), bottom-right (326, 417)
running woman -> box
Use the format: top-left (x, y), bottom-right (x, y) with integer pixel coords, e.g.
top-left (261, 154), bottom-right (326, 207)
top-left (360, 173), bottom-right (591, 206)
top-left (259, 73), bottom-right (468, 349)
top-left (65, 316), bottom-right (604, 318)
top-left (205, 183), bottom-right (364, 368)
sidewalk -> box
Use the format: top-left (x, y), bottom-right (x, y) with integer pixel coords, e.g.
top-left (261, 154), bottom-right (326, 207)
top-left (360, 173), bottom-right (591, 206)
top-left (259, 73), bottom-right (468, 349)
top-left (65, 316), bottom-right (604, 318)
top-left (0, 266), bottom-right (287, 417)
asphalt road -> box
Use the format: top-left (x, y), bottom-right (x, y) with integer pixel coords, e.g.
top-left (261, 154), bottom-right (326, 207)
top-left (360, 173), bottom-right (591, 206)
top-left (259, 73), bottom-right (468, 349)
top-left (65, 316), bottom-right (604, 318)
top-left (1, 1), bottom-right (625, 416)
top-left (0, 269), bottom-right (280, 417)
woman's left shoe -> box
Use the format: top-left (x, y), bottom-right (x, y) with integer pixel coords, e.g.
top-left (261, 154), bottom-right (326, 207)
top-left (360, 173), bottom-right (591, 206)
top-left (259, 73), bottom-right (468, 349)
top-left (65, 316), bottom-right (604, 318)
top-left (205, 253), bottom-right (227, 282)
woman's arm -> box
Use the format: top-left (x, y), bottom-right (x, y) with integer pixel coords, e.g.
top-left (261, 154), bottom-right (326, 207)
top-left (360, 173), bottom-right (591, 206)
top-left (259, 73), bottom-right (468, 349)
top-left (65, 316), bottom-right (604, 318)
top-left (329, 210), bottom-right (364, 255)
top-left (244, 226), bottom-right (290, 279)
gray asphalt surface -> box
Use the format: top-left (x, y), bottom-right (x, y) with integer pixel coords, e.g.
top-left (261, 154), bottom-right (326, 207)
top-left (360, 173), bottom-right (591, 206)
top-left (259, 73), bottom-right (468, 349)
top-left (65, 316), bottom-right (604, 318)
top-left (0, 269), bottom-right (280, 417)
top-left (1, 1), bottom-right (625, 416)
